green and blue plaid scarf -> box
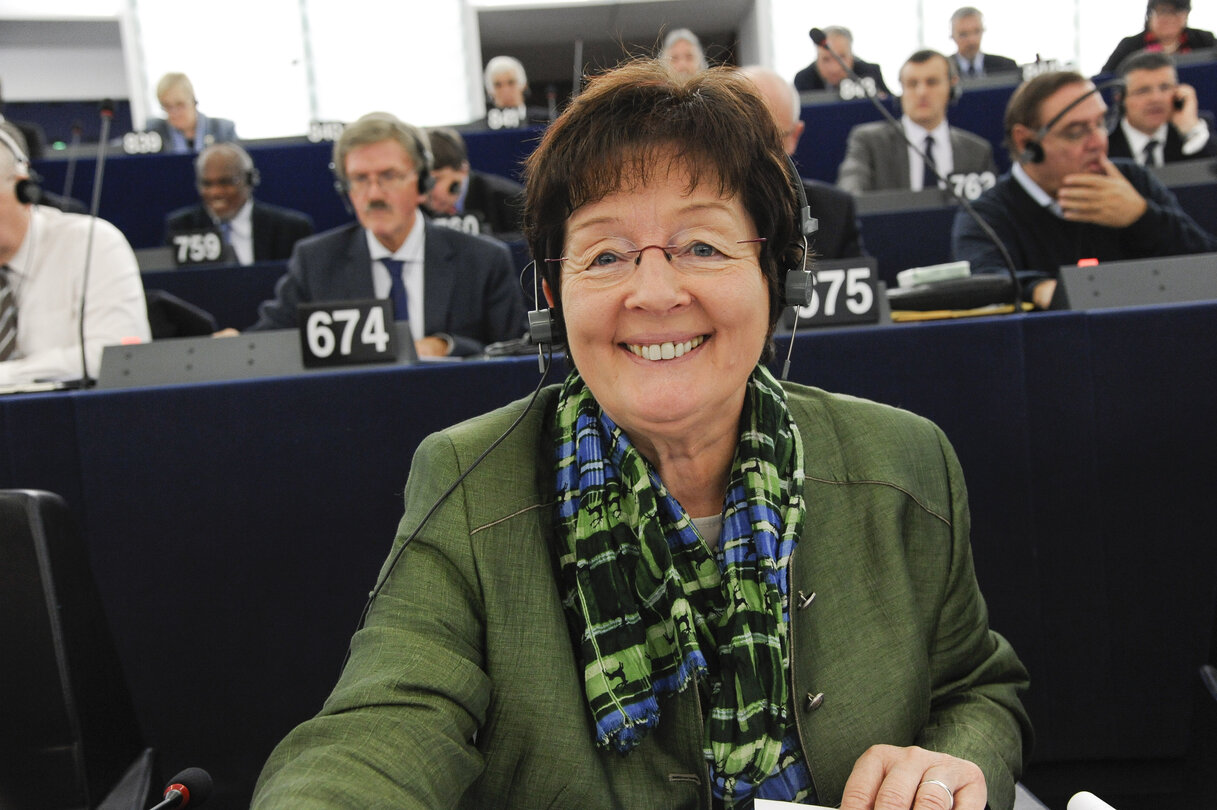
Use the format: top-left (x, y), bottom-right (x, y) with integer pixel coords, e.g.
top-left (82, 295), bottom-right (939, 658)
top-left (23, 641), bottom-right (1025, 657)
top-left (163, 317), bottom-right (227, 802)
top-left (553, 365), bottom-right (807, 804)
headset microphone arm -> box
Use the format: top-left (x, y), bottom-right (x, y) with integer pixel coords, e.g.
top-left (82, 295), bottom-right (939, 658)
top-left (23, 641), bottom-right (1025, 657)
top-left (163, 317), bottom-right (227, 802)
top-left (808, 28), bottom-right (1024, 312)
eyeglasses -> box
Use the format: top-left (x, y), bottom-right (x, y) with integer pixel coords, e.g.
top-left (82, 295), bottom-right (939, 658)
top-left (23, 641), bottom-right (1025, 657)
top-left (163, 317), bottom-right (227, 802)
top-left (547, 236), bottom-right (766, 283)
top-left (1048, 118), bottom-right (1108, 143)
top-left (346, 170), bottom-right (415, 193)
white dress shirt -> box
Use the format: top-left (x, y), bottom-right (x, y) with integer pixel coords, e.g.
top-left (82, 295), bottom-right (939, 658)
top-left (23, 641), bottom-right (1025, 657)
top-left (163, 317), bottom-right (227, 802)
top-left (0, 205), bottom-right (150, 384)
top-left (1120, 118), bottom-right (1211, 166)
top-left (903, 116), bottom-right (954, 191)
top-left (219, 198), bottom-right (254, 265)
top-left (366, 215), bottom-right (426, 342)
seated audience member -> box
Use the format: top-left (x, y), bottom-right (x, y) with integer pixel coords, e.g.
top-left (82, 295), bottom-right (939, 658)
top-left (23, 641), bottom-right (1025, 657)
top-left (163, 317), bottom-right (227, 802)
top-left (952, 70), bottom-right (1217, 309)
top-left (659, 28), bottom-right (708, 77)
top-left (1108, 50), bottom-right (1215, 166)
top-left (740, 65), bottom-right (865, 259)
top-left (422, 127), bottom-right (524, 239)
top-left (252, 58), bottom-right (1031, 810)
top-left (166, 143), bottom-right (314, 265)
top-left (144, 72), bottom-right (238, 154)
top-left (0, 124), bottom-right (150, 384)
top-left (949, 7), bottom-right (1020, 78)
top-left (837, 50), bottom-right (996, 194)
top-left (1102, 0), bottom-right (1216, 74)
top-left (481, 56), bottom-right (550, 129)
top-left (794, 26), bottom-right (890, 99)
top-left (248, 113), bottom-right (525, 357)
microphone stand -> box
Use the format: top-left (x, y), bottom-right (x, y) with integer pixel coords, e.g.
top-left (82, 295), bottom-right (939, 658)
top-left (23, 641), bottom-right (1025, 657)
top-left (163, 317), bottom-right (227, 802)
top-left (76, 100), bottom-right (114, 387)
top-left (809, 28), bottom-right (1024, 312)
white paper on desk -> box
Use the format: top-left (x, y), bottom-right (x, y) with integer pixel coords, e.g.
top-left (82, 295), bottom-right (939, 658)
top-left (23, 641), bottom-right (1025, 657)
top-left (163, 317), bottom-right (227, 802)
top-left (755, 800), bottom-right (835, 810)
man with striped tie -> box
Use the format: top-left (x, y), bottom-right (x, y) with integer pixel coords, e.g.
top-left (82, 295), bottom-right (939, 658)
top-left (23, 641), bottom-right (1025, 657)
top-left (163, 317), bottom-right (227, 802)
top-left (0, 121), bottom-right (149, 385)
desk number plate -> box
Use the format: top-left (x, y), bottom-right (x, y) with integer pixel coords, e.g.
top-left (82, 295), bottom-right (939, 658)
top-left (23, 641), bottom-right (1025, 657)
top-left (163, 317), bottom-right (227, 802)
top-left (795, 265), bottom-right (880, 326)
top-left (298, 300), bottom-right (398, 368)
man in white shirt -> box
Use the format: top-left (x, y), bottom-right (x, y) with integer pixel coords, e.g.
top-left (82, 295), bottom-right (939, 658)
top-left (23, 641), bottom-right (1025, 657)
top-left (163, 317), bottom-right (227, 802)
top-left (247, 113), bottom-right (524, 357)
top-left (0, 123), bottom-right (150, 385)
top-left (1107, 50), bottom-right (1215, 167)
top-left (837, 50), bottom-right (996, 195)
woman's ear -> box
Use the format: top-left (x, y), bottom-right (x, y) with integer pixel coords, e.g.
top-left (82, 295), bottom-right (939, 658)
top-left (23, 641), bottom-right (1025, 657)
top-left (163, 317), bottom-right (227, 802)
top-left (542, 278), bottom-right (556, 308)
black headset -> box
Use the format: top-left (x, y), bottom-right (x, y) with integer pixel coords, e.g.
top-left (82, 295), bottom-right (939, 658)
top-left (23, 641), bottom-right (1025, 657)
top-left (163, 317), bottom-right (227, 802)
top-left (526, 153), bottom-right (817, 348)
top-left (1019, 79), bottom-right (1125, 164)
top-left (0, 122), bottom-right (43, 204)
top-left (331, 118), bottom-right (435, 200)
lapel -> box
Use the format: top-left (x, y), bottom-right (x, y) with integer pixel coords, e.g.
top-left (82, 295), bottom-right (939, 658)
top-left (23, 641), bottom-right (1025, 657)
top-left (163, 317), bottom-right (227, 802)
top-left (249, 203), bottom-right (269, 262)
top-left (421, 221), bottom-right (457, 335)
top-left (344, 225), bottom-right (377, 300)
top-left (885, 127), bottom-right (911, 188)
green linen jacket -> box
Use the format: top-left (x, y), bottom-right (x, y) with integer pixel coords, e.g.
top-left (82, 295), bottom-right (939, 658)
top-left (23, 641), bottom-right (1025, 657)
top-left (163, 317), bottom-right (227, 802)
top-left (253, 382), bottom-right (1031, 809)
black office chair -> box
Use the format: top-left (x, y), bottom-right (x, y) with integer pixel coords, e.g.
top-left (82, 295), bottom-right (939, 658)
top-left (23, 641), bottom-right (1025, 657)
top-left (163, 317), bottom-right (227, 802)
top-left (0, 490), bottom-right (155, 809)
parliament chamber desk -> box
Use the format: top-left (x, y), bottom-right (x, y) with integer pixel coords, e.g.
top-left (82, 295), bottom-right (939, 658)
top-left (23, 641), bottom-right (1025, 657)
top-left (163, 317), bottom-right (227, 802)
top-left (2, 303), bottom-right (1216, 806)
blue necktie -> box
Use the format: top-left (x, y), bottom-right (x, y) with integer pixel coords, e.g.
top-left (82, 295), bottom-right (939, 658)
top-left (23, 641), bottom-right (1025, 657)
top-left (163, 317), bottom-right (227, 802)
top-left (381, 258), bottom-right (409, 321)
top-left (922, 135), bottom-right (938, 191)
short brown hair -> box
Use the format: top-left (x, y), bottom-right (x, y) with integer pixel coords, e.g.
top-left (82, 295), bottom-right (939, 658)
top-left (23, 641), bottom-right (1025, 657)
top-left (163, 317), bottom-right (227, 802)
top-left (1003, 70), bottom-right (1089, 160)
top-left (523, 59), bottom-right (801, 357)
top-left (332, 112), bottom-right (431, 185)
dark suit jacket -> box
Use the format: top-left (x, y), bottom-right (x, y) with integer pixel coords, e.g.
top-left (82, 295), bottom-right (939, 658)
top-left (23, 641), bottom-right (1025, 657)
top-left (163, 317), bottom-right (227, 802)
top-left (249, 220), bottom-right (526, 356)
top-left (425, 171), bottom-right (524, 239)
top-left (145, 113), bottom-right (238, 153)
top-left (1101, 27), bottom-right (1217, 74)
top-left (836, 121), bottom-right (997, 194)
top-left (794, 57), bottom-right (890, 96)
top-left (1107, 118), bottom-right (1217, 163)
top-left (802, 179), bottom-right (866, 259)
top-left (165, 201), bottom-right (315, 263)
top-left (955, 53), bottom-right (1020, 77)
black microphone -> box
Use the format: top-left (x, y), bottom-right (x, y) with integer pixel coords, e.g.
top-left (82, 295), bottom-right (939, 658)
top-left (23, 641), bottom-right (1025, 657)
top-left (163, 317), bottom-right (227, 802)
top-left (62, 120), bottom-right (83, 198)
top-left (807, 28), bottom-right (1024, 312)
top-left (74, 98), bottom-right (116, 387)
top-left (148, 767), bottom-right (212, 810)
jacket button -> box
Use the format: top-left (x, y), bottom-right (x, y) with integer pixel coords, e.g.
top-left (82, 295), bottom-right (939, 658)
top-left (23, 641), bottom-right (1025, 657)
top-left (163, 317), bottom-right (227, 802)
top-left (805, 692), bottom-right (824, 712)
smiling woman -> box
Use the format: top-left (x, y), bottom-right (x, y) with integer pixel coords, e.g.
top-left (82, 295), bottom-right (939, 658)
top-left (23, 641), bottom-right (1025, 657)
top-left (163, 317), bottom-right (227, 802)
top-left (252, 58), bottom-right (1032, 810)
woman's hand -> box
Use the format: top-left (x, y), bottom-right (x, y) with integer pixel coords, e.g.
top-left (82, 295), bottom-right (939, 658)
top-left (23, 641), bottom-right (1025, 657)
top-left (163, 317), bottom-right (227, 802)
top-left (840, 744), bottom-right (986, 810)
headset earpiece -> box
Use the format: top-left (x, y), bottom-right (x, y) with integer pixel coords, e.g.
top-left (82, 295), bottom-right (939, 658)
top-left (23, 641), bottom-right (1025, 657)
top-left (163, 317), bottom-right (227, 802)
top-left (248, 166), bottom-right (261, 188)
top-left (0, 123), bottom-right (42, 203)
top-left (1020, 139), bottom-right (1045, 164)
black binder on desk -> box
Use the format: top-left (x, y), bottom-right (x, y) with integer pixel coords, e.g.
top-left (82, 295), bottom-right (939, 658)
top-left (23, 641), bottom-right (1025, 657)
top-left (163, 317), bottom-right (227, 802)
top-left (1060, 252), bottom-right (1217, 310)
top-left (97, 323), bottom-right (419, 389)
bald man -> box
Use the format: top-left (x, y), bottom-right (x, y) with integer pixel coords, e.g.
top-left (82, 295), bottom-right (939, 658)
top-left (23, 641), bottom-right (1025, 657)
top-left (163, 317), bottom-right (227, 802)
top-left (740, 65), bottom-right (865, 260)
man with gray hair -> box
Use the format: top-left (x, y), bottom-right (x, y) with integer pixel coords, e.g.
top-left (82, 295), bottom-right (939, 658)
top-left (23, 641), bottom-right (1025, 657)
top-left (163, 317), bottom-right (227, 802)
top-left (0, 120), bottom-right (149, 384)
top-left (949, 7), bottom-right (1020, 78)
top-left (659, 28), bottom-right (708, 77)
top-left (739, 66), bottom-right (864, 259)
top-left (248, 112), bottom-right (525, 356)
top-left (794, 25), bottom-right (890, 99)
top-left (166, 142), bottom-right (314, 265)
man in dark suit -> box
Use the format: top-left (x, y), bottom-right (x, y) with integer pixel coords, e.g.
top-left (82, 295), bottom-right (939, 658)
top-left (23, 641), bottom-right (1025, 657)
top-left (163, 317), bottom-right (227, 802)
top-left (949, 7), bottom-right (1020, 78)
top-left (1107, 50), bottom-right (1215, 166)
top-left (248, 113), bottom-right (525, 357)
top-left (166, 143), bottom-right (313, 265)
top-left (423, 127), bottom-right (524, 240)
top-left (793, 26), bottom-right (889, 100)
top-left (740, 66), bottom-right (865, 260)
top-left (837, 50), bottom-right (997, 195)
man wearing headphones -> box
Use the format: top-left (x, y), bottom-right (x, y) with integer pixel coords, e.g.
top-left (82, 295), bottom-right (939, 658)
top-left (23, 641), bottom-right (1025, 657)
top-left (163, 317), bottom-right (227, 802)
top-left (422, 127), bottom-right (524, 241)
top-left (951, 71), bottom-right (1217, 309)
top-left (1107, 50), bottom-right (1215, 167)
top-left (248, 113), bottom-right (525, 357)
top-left (166, 143), bottom-right (314, 265)
top-left (0, 122), bottom-right (149, 384)
top-left (836, 50), bottom-right (996, 194)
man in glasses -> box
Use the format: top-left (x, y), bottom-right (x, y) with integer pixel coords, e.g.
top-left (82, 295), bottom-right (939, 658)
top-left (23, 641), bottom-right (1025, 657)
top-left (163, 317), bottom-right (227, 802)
top-left (1108, 50), bottom-right (1214, 167)
top-left (951, 70), bottom-right (1217, 309)
top-left (166, 143), bottom-right (313, 265)
top-left (249, 113), bottom-right (525, 357)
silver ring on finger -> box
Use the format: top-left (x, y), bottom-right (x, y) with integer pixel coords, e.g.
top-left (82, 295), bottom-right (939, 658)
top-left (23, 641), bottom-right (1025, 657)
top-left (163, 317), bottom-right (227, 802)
top-left (920, 778), bottom-right (955, 810)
